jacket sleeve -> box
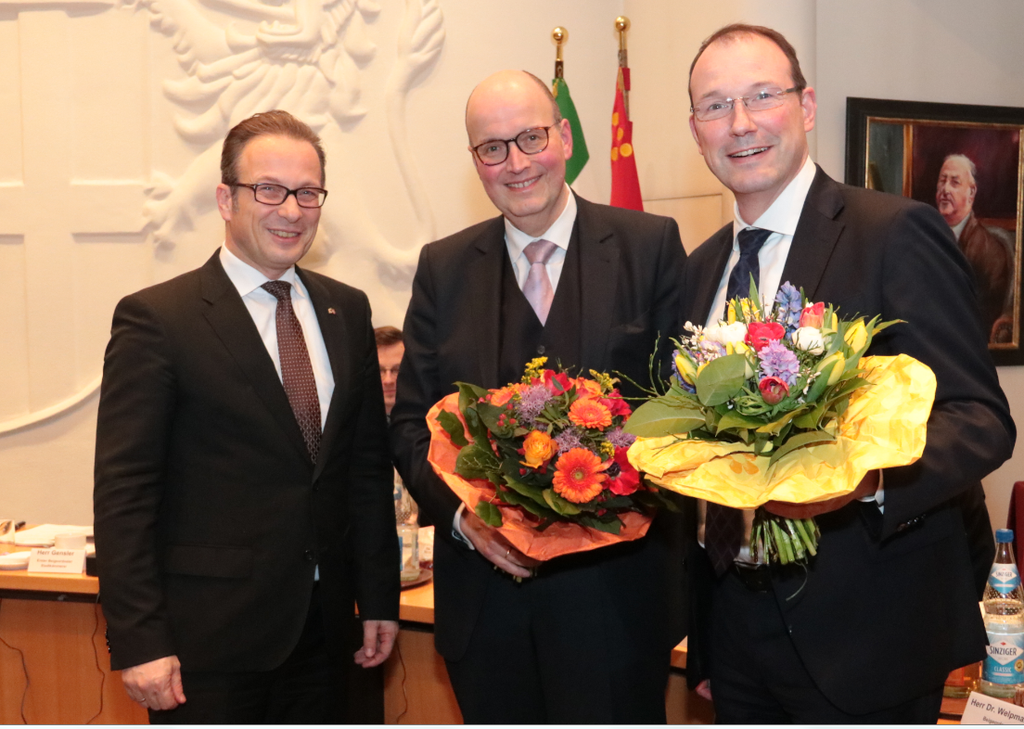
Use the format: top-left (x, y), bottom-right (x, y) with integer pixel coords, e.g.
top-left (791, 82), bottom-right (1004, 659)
top-left (93, 294), bottom-right (178, 670)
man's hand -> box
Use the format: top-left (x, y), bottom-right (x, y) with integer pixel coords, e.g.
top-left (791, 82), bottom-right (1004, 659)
top-left (459, 509), bottom-right (540, 578)
top-left (696, 679), bottom-right (713, 702)
top-left (354, 619), bottom-right (399, 668)
top-left (120, 655), bottom-right (185, 711)
top-left (763, 469), bottom-right (881, 519)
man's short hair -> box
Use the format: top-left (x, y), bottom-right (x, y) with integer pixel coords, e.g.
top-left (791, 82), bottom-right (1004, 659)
top-left (221, 110), bottom-right (326, 187)
top-left (944, 154), bottom-right (978, 186)
top-left (374, 326), bottom-right (403, 348)
top-left (688, 24), bottom-right (809, 105)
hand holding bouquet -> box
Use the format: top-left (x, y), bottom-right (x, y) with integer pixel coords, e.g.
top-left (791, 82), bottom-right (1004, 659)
top-left (427, 358), bottom-right (674, 561)
top-left (626, 281), bottom-right (935, 565)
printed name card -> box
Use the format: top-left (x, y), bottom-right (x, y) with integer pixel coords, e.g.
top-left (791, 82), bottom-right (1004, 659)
top-left (961, 691), bottom-right (1024, 724)
top-left (28, 548), bottom-right (86, 574)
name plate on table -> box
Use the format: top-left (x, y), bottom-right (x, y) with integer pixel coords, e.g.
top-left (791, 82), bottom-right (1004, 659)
top-left (28, 548), bottom-right (86, 574)
top-left (961, 691), bottom-right (1024, 724)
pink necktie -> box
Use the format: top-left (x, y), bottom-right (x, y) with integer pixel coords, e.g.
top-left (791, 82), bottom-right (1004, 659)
top-left (523, 239), bottom-right (557, 325)
top-left (262, 281), bottom-right (321, 463)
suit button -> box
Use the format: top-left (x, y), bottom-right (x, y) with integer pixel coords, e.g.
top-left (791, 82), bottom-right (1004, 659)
top-left (537, 345), bottom-right (546, 355)
top-left (304, 550), bottom-right (315, 562)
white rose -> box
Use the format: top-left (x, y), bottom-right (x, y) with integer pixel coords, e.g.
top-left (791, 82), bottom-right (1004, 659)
top-left (792, 326), bottom-right (825, 355)
top-left (705, 321), bottom-right (747, 346)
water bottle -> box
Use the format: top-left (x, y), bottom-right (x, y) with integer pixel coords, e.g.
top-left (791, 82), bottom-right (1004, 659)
top-left (981, 528), bottom-right (1024, 699)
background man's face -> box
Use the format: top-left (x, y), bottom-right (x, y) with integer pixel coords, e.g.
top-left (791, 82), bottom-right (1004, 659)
top-left (688, 34), bottom-right (816, 221)
top-left (378, 342), bottom-right (404, 415)
top-left (216, 134), bottom-right (323, 280)
top-left (936, 157), bottom-right (977, 227)
top-left (466, 72), bottom-right (573, 237)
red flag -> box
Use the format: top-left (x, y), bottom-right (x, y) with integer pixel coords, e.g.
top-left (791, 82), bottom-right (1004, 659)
top-left (611, 67), bottom-right (643, 211)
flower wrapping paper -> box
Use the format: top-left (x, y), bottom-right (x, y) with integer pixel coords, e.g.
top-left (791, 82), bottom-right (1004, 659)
top-left (427, 392), bottom-right (652, 561)
top-left (627, 354), bottom-right (936, 508)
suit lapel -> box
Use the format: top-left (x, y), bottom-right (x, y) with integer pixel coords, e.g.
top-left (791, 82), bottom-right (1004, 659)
top-left (464, 217), bottom-right (506, 386)
top-left (780, 167), bottom-right (846, 300)
top-left (688, 225), bottom-right (733, 326)
top-left (574, 198), bottom-right (619, 371)
top-left (199, 253), bottom-right (310, 464)
top-left (299, 268), bottom-right (349, 481)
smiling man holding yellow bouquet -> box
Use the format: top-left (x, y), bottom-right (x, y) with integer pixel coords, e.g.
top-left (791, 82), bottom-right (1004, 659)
top-left (675, 24), bottom-right (1015, 724)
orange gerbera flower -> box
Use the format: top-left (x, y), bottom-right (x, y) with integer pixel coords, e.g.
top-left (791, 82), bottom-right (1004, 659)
top-left (568, 398), bottom-right (613, 429)
top-left (553, 448), bottom-right (608, 503)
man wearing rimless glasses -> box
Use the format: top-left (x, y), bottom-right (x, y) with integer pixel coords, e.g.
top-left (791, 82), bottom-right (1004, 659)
top-left (391, 69), bottom-right (689, 723)
top-left (94, 109), bottom-right (399, 723)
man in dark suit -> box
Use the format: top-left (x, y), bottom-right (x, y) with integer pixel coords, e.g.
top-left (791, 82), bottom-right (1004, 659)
top-left (390, 70), bottom-right (687, 723)
top-left (681, 24), bottom-right (1015, 723)
top-left (93, 110), bottom-right (399, 723)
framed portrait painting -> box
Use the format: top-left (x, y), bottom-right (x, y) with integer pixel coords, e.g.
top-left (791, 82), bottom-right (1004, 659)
top-left (845, 97), bottom-right (1024, 365)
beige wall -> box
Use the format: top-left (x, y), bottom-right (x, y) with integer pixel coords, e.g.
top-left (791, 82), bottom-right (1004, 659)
top-left (0, 0), bottom-right (1019, 532)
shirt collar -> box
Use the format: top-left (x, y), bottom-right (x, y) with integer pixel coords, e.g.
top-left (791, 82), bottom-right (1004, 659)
top-left (219, 244), bottom-right (301, 298)
top-left (504, 184), bottom-right (578, 258)
top-left (733, 156), bottom-right (817, 237)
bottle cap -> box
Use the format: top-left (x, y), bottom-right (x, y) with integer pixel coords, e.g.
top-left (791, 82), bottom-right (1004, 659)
top-left (997, 528), bottom-right (1014, 543)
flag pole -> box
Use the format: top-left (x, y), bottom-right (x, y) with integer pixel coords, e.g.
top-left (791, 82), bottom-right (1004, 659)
top-left (615, 16), bottom-right (630, 118)
top-left (552, 26), bottom-right (566, 80)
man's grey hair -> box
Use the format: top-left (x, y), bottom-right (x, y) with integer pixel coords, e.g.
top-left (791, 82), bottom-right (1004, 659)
top-left (944, 154), bottom-right (978, 187)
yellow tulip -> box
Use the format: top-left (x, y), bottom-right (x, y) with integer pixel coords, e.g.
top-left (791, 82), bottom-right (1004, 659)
top-left (844, 320), bottom-right (867, 353)
top-left (675, 354), bottom-right (697, 385)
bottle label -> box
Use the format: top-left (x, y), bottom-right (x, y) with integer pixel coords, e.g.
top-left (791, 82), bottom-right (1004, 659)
top-left (985, 631), bottom-right (1024, 685)
top-left (990, 564), bottom-right (1021, 595)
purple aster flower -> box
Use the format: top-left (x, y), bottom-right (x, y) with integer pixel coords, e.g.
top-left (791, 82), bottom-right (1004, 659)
top-left (774, 282), bottom-right (803, 334)
top-left (554, 427), bottom-right (584, 454)
top-left (758, 340), bottom-right (800, 386)
top-left (514, 384), bottom-right (552, 425)
top-left (607, 427), bottom-right (636, 449)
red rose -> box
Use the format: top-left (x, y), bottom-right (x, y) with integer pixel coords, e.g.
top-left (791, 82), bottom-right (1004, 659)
top-left (602, 391), bottom-right (632, 418)
top-left (799, 302), bottom-right (825, 328)
top-left (543, 370), bottom-right (573, 395)
top-left (607, 448), bottom-right (641, 496)
top-left (759, 376), bottom-right (789, 405)
top-left (745, 321), bottom-right (786, 352)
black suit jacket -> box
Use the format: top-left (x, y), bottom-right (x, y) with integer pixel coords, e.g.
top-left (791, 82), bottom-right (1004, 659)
top-left (94, 251), bottom-right (399, 672)
top-left (683, 168), bottom-right (1015, 713)
top-left (390, 195), bottom-right (688, 661)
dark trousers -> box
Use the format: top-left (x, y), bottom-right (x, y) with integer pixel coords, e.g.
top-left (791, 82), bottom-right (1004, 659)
top-left (709, 568), bottom-right (944, 724)
top-left (443, 564), bottom-right (670, 724)
top-left (149, 583), bottom-right (345, 725)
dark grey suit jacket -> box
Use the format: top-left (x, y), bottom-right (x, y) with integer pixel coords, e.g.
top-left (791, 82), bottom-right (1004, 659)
top-left (390, 195), bottom-right (688, 661)
top-left (94, 251), bottom-right (399, 672)
top-left (683, 168), bottom-right (1014, 713)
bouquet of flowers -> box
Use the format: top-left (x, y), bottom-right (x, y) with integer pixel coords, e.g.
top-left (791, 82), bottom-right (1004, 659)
top-left (427, 358), bottom-right (673, 561)
top-left (626, 281), bottom-right (936, 565)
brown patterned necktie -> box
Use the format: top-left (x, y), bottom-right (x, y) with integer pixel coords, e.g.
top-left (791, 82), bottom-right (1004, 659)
top-left (262, 280), bottom-right (321, 463)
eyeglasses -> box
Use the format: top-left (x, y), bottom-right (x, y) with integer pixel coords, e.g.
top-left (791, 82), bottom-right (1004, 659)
top-left (232, 183), bottom-right (328, 209)
top-left (471, 125), bottom-right (556, 166)
top-left (690, 87), bottom-right (800, 122)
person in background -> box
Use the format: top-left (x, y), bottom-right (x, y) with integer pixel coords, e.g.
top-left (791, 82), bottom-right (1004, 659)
top-left (374, 326), bottom-right (404, 417)
top-left (680, 24), bottom-right (1014, 723)
top-left (934, 153), bottom-right (1014, 342)
top-left (390, 69), bottom-right (688, 723)
top-left (93, 110), bottom-right (399, 724)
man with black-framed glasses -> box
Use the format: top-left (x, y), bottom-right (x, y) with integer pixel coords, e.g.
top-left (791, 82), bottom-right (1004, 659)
top-left (95, 109), bottom-right (400, 723)
top-left (391, 70), bottom-right (689, 723)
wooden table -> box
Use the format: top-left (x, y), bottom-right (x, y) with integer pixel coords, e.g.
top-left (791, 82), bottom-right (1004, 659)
top-left (0, 555), bottom-right (147, 724)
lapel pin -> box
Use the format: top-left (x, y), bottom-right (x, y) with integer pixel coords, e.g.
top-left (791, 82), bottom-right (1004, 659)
top-left (327, 307), bottom-right (336, 315)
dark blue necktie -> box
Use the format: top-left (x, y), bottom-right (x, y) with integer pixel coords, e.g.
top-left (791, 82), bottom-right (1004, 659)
top-left (706, 227), bottom-right (772, 575)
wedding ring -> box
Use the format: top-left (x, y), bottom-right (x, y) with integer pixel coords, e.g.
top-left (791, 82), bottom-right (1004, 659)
top-left (505, 549), bottom-right (511, 559)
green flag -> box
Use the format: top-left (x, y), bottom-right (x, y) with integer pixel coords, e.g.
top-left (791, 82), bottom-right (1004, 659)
top-left (553, 77), bottom-right (589, 184)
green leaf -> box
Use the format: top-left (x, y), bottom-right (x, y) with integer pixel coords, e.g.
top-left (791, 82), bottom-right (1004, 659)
top-left (455, 381), bottom-right (488, 413)
top-left (624, 397), bottom-right (705, 437)
top-left (695, 354), bottom-right (748, 407)
top-left (579, 513), bottom-right (622, 534)
top-left (477, 401), bottom-right (514, 436)
top-left (767, 429), bottom-right (836, 467)
top-left (436, 410), bottom-right (468, 447)
top-left (474, 501), bottom-right (503, 527)
top-left (455, 443), bottom-right (500, 480)
top-left (503, 475), bottom-right (549, 505)
top-left (716, 410), bottom-right (767, 434)
top-left (500, 487), bottom-right (560, 520)
top-left (755, 407), bottom-right (809, 435)
top-left (542, 489), bottom-right (583, 516)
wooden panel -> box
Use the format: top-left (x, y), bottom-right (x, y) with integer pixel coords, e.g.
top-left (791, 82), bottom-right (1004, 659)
top-left (383, 626), bottom-right (461, 724)
top-left (0, 598), bottom-right (145, 723)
